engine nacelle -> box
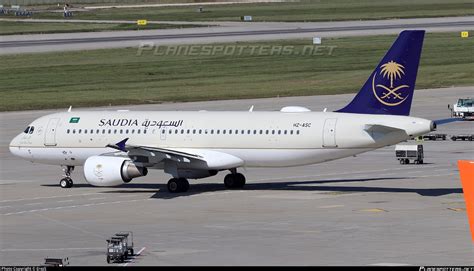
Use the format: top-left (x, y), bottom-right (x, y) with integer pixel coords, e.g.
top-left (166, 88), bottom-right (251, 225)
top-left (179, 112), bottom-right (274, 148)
top-left (84, 156), bottom-right (148, 187)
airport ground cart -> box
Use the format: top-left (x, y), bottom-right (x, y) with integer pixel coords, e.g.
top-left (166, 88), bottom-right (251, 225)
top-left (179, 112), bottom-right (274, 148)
top-left (43, 257), bottom-right (69, 266)
top-left (421, 133), bottom-right (447, 141)
top-left (395, 144), bottom-right (424, 164)
top-left (114, 231), bottom-right (134, 256)
top-left (106, 236), bottom-right (127, 263)
top-left (451, 134), bottom-right (474, 141)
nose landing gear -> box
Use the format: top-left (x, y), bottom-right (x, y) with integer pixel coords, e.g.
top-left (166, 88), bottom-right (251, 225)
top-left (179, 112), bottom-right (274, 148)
top-left (60, 166), bottom-right (75, 188)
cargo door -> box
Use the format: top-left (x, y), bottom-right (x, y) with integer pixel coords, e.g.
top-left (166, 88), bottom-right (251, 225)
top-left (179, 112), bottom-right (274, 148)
top-left (322, 118), bottom-right (337, 148)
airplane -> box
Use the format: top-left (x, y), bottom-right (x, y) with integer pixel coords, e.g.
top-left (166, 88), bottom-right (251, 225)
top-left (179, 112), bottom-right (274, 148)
top-left (10, 30), bottom-right (443, 193)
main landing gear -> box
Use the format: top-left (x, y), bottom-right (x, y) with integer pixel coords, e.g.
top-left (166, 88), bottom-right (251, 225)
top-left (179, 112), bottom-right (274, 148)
top-left (224, 169), bottom-right (246, 189)
top-left (166, 169), bottom-right (247, 193)
top-left (60, 166), bottom-right (75, 188)
top-left (167, 178), bottom-right (190, 193)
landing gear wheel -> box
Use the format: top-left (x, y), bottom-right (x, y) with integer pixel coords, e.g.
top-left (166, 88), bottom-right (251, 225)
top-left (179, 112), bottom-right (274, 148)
top-left (60, 166), bottom-right (74, 188)
top-left (167, 178), bottom-right (189, 193)
top-left (60, 177), bottom-right (73, 188)
top-left (235, 173), bottom-right (246, 188)
top-left (106, 255), bottom-right (110, 264)
top-left (224, 173), bottom-right (246, 189)
top-left (224, 174), bottom-right (236, 188)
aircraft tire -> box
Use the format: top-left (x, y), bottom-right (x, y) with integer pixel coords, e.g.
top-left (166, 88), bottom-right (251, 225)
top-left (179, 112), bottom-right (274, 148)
top-left (178, 178), bottom-right (189, 192)
top-left (60, 178), bottom-right (71, 188)
top-left (224, 174), bottom-right (236, 188)
top-left (167, 178), bottom-right (180, 193)
top-left (167, 178), bottom-right (189, 193)
top-left (235, 173), bottom-right (246, 188)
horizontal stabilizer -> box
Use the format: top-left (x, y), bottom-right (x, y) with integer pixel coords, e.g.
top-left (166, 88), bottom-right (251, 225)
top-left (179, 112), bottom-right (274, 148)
top-left (434, 118), bottom-right (464, 126)
top-left (364, 124), bottom-right (404, 134)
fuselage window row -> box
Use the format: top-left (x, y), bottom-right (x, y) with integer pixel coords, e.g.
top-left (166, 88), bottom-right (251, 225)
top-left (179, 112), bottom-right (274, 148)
top-left (66, 128), bottom-right (301, 135)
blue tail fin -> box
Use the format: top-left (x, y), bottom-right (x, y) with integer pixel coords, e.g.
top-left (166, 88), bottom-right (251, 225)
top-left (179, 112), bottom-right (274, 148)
top-left (336, 30), bottom-right (425, 116)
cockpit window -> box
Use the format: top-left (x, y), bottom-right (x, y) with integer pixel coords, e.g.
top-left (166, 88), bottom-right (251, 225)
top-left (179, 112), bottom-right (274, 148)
top-left (23, 126), bottom-right (30, 133)
top-left (29, 126), bottom-right (34, 134)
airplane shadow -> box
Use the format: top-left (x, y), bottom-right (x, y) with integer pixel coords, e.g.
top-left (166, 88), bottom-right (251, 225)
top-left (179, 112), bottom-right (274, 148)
top-left (41, 176), bottom-right (462, 199)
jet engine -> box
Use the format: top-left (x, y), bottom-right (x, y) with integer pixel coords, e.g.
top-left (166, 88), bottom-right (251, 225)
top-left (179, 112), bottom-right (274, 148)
top-left (83, 156), bottom-right (147, 186)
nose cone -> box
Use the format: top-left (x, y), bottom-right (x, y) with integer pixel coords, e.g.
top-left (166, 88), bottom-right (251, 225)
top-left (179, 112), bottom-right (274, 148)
top-left (9, 134), bottom-right (22, 157)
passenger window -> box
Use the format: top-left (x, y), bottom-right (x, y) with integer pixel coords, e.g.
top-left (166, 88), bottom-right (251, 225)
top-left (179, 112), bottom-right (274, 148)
top-left (137, 129), bottom-right (141, 134)
top-left (278, 130), bottom-right (281, 135)
top-left (266, 130), bottom-right (269, 134)
top-left (175, 130), bottom-right (178, 134)
top-left (193, 129), bottom-right (196, 134)
top-left (297, 130), bottom-right (300, 135)
top-left (78, 129), bottom-right (82, 134)
top-left (241, 130), bottom-right (245, 134)
top-left (126, 129), bottom-right (129, 134)
top-left (290, 130), bottom-right (294, 135)
top-left (199, 129), bottom-right (202, 134)
top-left (259, 130), bottom-right (263, 134)
top-left (247, 130), bottom-right (251, 134)
top-left (72, 129), bottom-right (76, 134)
top-left (211, 130), bottom-right (214, 134)
top-left (272, 130), bottom-right (275, 135)
top-left (84, 129), bottom-right (88, 134)
top-left (131, 129), bottom-right (135, 134)
top-left (187, 129), bottom-right (190, 134)
top-left (108, 129), bottom-right (111, 134)
top-left (253, 130), bottom-right (257, 134)
top-left (102, 129), bottom-right (105, 134)
top-left (181, 129), bottom-right (184, 134)
top-left (162, 129), bottom-right (165, 134)
top-left (90, 129), bottom-right (94, 134)
top-left (143, 129), bottom-right (147, 134)
top-left (114, 129), bottom-right (117, 134)
top-left (217, 130), bottom-right (220, 134)
top-left (67, 129), bottom-right (70, 134)
top-left (235, 130), bottom-right (238, 134)
top-left (223, 130), bottom-right (226, 134)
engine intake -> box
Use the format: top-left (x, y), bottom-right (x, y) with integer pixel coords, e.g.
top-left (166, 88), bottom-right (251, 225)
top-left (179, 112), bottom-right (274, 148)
top-left (84, 156), bottom-right (147, 187)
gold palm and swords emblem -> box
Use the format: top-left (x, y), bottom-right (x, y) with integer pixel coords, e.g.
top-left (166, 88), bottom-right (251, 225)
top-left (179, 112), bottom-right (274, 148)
top-left (372, 60), bottom-right (410, 106)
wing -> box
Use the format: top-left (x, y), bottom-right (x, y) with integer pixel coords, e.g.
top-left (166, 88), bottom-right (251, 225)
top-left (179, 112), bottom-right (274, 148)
top-left (106, 138), bottom-right (243, 170)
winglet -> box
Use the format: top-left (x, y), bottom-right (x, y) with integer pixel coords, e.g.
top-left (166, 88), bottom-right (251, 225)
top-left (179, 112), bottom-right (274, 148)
top-left (106, 138), bottom-right (129, 152)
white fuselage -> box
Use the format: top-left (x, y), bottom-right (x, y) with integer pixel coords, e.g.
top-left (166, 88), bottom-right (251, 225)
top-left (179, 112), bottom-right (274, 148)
top-left (9, 110), bottom-right (433, 169)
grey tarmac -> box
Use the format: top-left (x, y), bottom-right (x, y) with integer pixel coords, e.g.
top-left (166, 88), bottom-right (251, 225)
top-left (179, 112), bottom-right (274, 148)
top-left (0, 16), bottom-right (473, 54)
top-left (0, 86), bottom-right (473, 265)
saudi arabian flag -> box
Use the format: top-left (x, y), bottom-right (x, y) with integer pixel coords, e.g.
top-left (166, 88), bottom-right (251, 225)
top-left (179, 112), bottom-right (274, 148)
top-left (69, 117), bottom-right (80, 123)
